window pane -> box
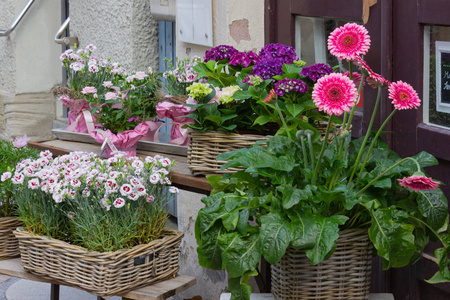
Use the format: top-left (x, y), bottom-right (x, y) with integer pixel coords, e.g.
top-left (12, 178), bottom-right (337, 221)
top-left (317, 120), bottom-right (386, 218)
top-left (426, 25), bottom-right (450, 127)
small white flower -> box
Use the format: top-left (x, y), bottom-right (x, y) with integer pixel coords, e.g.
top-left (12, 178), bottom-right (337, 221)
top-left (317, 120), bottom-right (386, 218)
top-left (146, 195), bottom-right (155, 202)
top-left (127, 193), bottom-right (139, 201)
top-left (28, 178), bottom-right (40, 190)
top-left (145, 156), bottom-right (155, 163)
top-left (129, 177), bottom-right (141, 186)
top-left (120, 184), bottom-right (133, 196)
top-left (82, 188), bottom-right (91, 197)
top-left (113, 198), bottom-right (126, 208)
top-left (132, 160), bottom-right (144, 169)
top-left (159, 158), bottom-right (171, 167)
top-left (11, 174), bottom-right (24, 184)
top-left (53, 193), bottom-right (63, 203)
top-left (149, 173), bottom-right (161, 184)
top-left (135, 185), bottom-right (146, 196)
top-left (169, 186), bottom-right (179, 194)
top-left (1, 172), bottom-right (12, 182)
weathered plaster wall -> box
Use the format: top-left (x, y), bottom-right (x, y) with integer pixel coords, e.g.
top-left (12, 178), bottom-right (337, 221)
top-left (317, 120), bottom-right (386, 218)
top-left (69, 0), bottom-right (159, 72)
top-left (176, 0), bottom-right (265, 59)
top-left (0, 0), bottom-right (61, 140)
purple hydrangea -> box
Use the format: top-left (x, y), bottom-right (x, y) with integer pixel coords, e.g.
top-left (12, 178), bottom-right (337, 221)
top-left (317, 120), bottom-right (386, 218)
top-left (251, 58), bottom-right (284, 80)
top-left (299, 63), bottom-right (333, 82)
top-left (258, 43), bottom-right (299, 65)
top-left (204, 45), bottom-right (238, 62)
top-left (274, 78), bottom-right (308, 97)
top-left (229, 51), bottom-right (261, 67)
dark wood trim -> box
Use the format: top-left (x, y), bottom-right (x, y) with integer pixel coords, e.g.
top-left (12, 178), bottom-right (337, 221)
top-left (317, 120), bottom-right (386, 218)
top-left (290, 0), bottom-right (363, 21)
top-left (417, 123), bottom-right (450, 161)
top-left (418, 0), bottom-right (450, 26)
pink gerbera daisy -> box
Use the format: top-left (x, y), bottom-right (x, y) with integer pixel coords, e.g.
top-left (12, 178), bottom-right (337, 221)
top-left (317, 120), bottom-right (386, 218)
top-left (353, 56), bottom-right (390, 88)
top-left (398, 173), bottom-right (440, 192)
top-left (328, 23), bottom-right (371, 61)
top-left (388, 81), bottom-right (421, 110)
top-left (312, 73), bottom-right (358, 116)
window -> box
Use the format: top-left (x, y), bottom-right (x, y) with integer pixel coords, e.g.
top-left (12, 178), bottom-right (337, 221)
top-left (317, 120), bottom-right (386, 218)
top-left (423, 25), bottom-right (450, 128)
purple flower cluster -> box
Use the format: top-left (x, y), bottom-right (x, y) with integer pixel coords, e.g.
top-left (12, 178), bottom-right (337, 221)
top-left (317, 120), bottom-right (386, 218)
top-left (229, 51), bottom-right (260, 67)
top-left (258, 43), bottom-right (299, 65)
top-left (251, 58), bottom-right (284, 80)
top-left (299, 63), bottom-right (333, 82)
top-left (274, 78), bottom-right (308, 97)
top-left (204, 45), bottom-right (238, 62)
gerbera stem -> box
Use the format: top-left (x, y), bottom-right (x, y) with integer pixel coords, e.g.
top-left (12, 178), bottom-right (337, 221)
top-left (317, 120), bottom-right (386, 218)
top-left (344, 71), bottom-right (365, 131)
top-left (298, 133), bottom-right (309, 171)
top-left (356, 156), bottom-right (418, 195)
top-left (348, 87), bottom-right (382, 183)
top-left (356, 109), bottom-right (397, 181)
top-left (275, 100), bottom-right (292, 141)
top-left (306, 131), bottom-right (316, 171)
top-left (312, 119), bottom-right (333, 185)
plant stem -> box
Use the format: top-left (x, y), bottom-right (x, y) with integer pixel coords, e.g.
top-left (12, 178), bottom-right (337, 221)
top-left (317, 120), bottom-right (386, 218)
top-left (312, 119), bottom-right (333, 185)
top-left (299, 135), bottom-right (309, 171)
top-left (275, 100), bottom-right (291, 140)
top-left (348, 87), bottom-right (382, 183)
top-left (306, 132), bottom-right (316, 172)
top-left (356, 109), bottom-right (397, 181)
top-left (356, 156), bottom-right (418, 195)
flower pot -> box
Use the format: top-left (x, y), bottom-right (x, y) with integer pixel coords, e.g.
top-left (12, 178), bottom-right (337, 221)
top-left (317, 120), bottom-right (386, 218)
top-left (14, 228), bottom-right (183, 298)
top-left (90, 122), bottom-right (150, 158)
top-left (0, 217), bottom-right (23, 259)
top-left (187, 129), bottom-right (272, 175)
top-left (271, 228), bottom-right (372, 300)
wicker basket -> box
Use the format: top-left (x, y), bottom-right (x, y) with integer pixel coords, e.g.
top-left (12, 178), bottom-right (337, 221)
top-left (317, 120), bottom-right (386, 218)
top-left (187, 129), bottom-right (271, 175)
top-left (0, 217), bottom-right (23, 259)
top-left (271, 228), bottom-right (372, 300)
top-left (14, 228), bottom-right (183, 298)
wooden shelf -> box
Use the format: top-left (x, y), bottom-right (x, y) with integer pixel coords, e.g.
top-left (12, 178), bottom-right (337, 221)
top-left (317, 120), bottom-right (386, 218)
top-left (28, 139), bottom-right (212, 194)
top-left (0, 258), bottom-right (195, 300)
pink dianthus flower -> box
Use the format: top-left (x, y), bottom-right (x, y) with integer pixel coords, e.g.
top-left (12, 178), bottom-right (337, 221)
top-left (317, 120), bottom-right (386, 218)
top-left (312, 73), bottom-right (358, 116)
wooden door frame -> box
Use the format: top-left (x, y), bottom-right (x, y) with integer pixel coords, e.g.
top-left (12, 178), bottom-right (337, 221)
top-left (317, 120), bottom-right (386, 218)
top-left (264, 0), bottom-right (394, 295)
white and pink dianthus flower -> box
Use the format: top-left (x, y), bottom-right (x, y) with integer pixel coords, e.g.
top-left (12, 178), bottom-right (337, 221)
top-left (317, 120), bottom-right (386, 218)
top-left (113, 198), bottom-right (126, 208)
top-left (1, 172), bottom-right (11, 182)
top-left (27, 178), bottom-right (40, 190)
top-left (120, 184), bottom-right (133, 196)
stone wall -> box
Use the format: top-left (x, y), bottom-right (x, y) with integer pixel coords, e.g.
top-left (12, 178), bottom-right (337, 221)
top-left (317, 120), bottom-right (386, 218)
top-left (69, 0), bottom-right (159, 73)
top-left (0, 0), bottom-right (61, 140)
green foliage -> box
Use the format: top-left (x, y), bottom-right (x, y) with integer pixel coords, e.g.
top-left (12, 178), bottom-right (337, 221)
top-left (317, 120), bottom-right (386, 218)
top-left (0, 140), bottom-right (39, 217)
top-left (195, 133), bottom-right (450, 299)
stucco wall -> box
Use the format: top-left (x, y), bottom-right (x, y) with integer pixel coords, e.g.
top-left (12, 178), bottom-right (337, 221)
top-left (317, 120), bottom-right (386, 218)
top-left (69, 0), bottom-right (159, 72)
top-left (0, 0), bottom-right (61, 140)
top-left (176, 0), bottom-right (265, 59)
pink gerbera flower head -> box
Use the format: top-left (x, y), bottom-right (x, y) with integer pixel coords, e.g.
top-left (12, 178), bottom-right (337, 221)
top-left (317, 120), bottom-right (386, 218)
top-left (327, 23), bottom-right (371, 61)
top-left (388, 80), bottom-right (421, 110)
top-left (398, 172), bottom-right (440, 192)
top-left (312, 73), bottom-right (358, 116)
top-left (353, 56), bottom-right (390, 89)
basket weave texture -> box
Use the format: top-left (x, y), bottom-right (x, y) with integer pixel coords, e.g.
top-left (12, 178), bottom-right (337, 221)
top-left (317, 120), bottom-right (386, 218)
top-left (271, 228), bottom-right (372, 300)
top-left (187, 129), bottom-right (271, 175)
top-left (14, 228), bottom-right (183, 298)
top-left (0, 217), bottom-right (23, 259)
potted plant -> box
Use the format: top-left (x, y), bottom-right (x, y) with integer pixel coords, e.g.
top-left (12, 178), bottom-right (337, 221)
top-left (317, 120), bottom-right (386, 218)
top-left (3, 150), bottom-right (183, 297)
top-left (82, 68), bottom-right (162, 157)
top-left (56, 44), bottom-right (123, 133)
top-left (0, 135), bottom-right (40, 259)
top-left (182, 44), bottom-right (337, 175)
top-left (195, 23), bottom-right (450, 300)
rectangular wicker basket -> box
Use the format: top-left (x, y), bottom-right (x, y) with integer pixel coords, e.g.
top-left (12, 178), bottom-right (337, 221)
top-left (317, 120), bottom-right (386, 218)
top-left (0, 217), bottom-right (23, 259)
top-left (271, 228), bottom-right (372, 300)
top-left (14, 228), bottom-right (183, 298)
top-left (187, 129), bottom-right (271, 175)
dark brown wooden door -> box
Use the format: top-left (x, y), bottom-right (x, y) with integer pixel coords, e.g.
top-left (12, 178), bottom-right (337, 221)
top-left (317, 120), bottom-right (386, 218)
top-left (266, 0), bottom-right (450, 298)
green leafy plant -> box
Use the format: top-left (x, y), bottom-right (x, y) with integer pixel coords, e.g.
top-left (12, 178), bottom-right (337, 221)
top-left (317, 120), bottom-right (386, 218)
top-left (162, 57), bottom-right (201, 95)
top-left (82, 70), bottom-right (161, 133)
top-left (0, 137), bottom-right (40, 218)
top-left (195, 23), bottom-right (450, 299)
